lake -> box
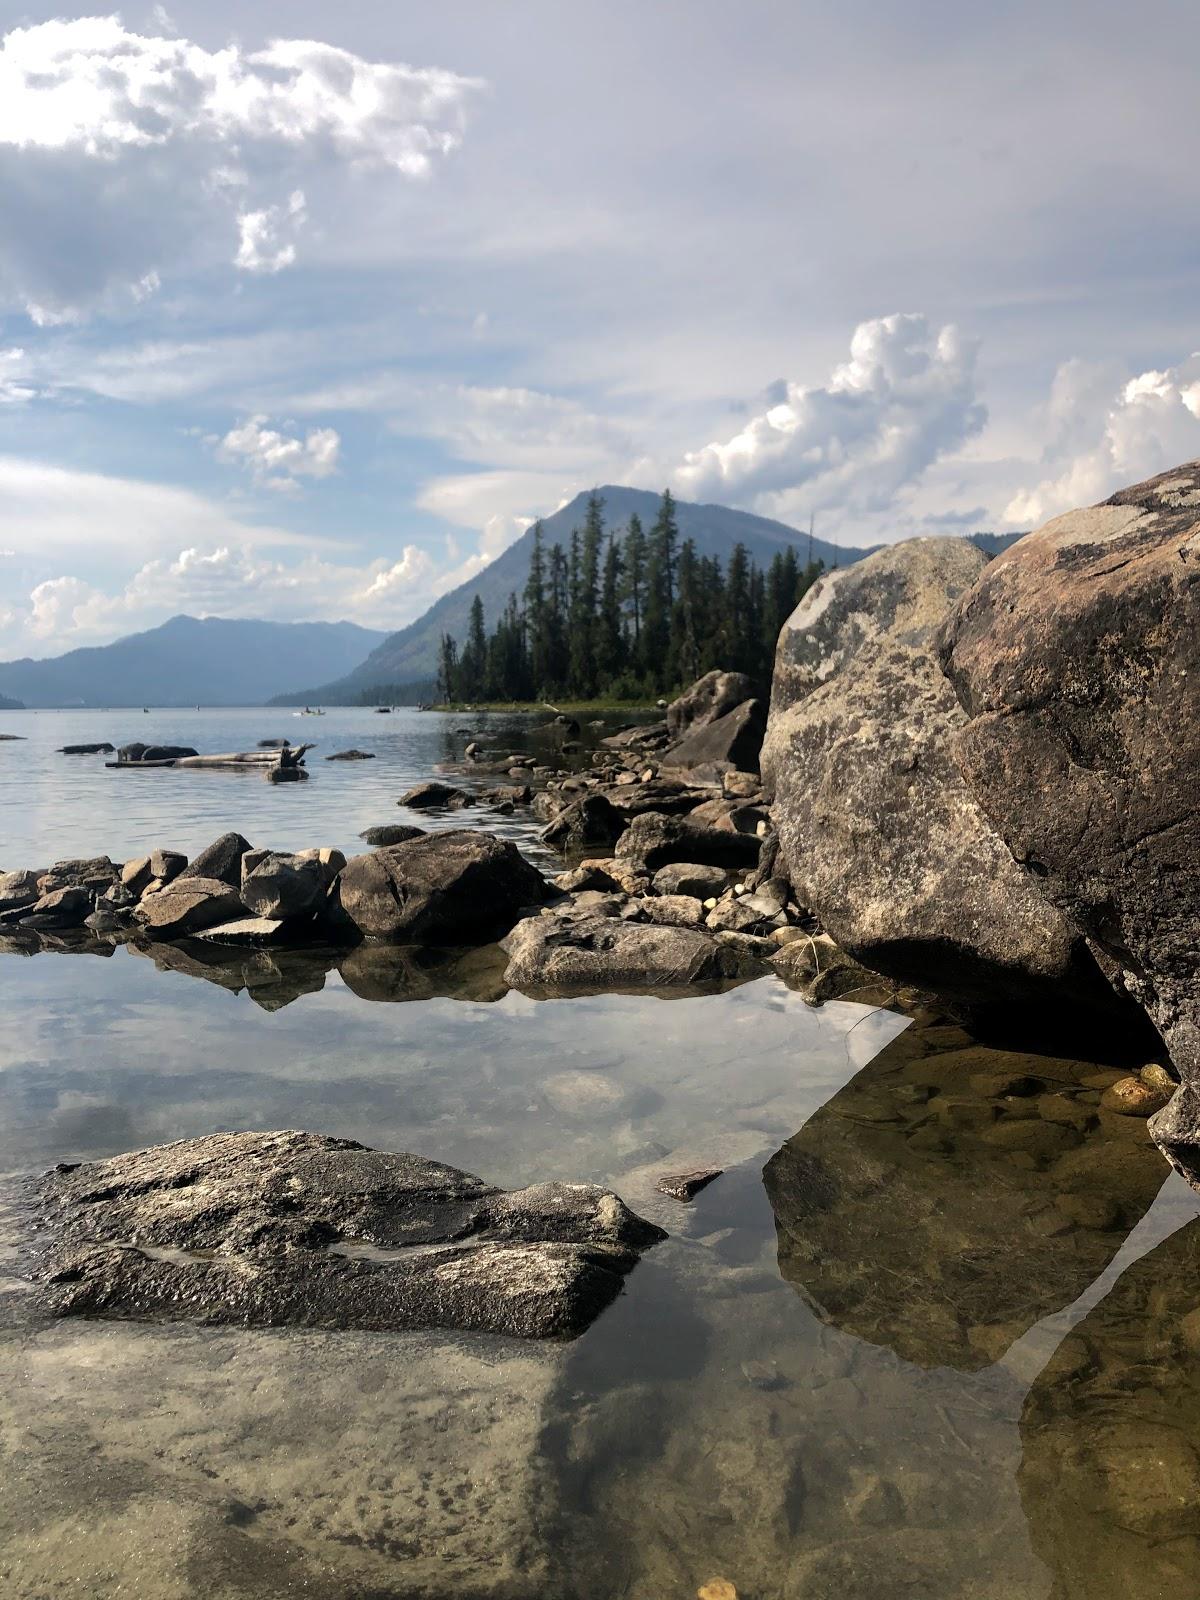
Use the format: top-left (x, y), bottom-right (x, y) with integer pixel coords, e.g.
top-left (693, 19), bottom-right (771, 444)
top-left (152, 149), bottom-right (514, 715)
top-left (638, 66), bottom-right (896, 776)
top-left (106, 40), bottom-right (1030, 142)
top-left (2, 707), bottom-right (1199, 1598)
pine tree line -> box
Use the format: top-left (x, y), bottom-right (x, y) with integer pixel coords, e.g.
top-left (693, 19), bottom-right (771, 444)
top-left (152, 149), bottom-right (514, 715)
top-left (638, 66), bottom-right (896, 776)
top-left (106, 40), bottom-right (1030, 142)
top-left (436, 490), bottom-right (822, 704)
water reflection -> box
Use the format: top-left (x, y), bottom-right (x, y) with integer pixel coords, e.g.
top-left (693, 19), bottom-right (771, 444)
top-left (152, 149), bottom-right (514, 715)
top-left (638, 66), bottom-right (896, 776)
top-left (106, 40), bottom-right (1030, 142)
top-left (763, 1009), bottom-right (1168, 1369)
top-left (1020, 1215), bottom-right (1200, 1599)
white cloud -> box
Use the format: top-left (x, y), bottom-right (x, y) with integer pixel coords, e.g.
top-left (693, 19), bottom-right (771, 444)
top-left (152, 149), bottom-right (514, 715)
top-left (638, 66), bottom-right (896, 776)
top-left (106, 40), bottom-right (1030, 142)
top-left (0, 348), bottom-right (35, 404)
top-left (235, 190), bottom-right (306, 274)
top-left (1005, 354), bottom-right (1200, 525)
top-left (0, 454), bottom-right (324, 562)
top-left (667, 313), bottom-right (986, 520)
top-left (0, 16), bottom-right (483, 318)
top-left (215, 415), bottom-right (341, 490)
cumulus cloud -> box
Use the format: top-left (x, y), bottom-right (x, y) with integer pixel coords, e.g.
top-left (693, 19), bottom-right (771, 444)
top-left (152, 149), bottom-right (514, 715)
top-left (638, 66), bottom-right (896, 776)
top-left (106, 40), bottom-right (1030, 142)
top-left (667, 313), bottom-right (986, 521)
top-left (0, 348), bottom-right (35, 404)
top-left (215, 415), bottom-right (341, 490)
top-left (1005, 355), bottom-right (1200, 525)
top-left (0, 15), bottom-right (483, 319)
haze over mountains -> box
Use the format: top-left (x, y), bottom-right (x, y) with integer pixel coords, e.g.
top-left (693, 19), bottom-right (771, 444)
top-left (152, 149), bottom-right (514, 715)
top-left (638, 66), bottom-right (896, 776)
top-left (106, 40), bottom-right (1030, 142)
top-left (272, 486), bottom-right (1022, 704)
top-left (0, 616), bottom-right (386, 709)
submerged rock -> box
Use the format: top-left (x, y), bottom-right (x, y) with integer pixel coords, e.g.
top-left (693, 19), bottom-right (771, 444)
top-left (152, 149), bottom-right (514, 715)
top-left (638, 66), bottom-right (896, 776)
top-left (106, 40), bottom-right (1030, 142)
top-left (762, 538), bottom-right (1121, 1016)
top-left (336, 829), bottom-right (550, 942)
top-left (763, 1012), bottom-right (1167, 1370)
top-left (36, 1129), bottom-right (665, 1340)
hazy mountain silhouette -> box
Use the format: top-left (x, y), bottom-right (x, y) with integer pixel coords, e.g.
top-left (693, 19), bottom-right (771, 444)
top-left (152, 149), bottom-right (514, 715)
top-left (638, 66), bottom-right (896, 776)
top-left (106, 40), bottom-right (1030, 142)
top-left (0, 615), bottom-right (387, 708)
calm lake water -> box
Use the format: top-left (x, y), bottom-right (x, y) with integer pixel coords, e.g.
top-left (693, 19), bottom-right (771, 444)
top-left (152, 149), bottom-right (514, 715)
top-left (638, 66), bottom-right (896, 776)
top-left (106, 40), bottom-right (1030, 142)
top-left (2, 707), bottom-right (1199, 1598)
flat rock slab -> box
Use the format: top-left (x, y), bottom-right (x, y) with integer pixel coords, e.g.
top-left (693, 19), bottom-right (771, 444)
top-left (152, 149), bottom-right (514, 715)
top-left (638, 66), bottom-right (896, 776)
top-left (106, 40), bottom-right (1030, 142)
top-left (656, 1168), bottom-right (723, 1202)
top-left (35, 1130), bottom-right (665, 1340)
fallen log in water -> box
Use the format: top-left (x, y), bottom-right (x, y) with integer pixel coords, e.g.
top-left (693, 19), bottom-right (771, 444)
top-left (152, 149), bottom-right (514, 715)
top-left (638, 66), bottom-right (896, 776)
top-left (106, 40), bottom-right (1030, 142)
top-left (106, 745), bottom-right (313, 772)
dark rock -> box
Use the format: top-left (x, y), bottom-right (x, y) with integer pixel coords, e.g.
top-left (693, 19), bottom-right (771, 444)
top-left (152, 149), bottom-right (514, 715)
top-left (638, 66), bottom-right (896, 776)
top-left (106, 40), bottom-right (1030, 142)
top-left (501, 911), bottom-right (765, 996)
top-left (337, 830), bottom-right (550, 942)
top-left (35, 1129), bottom-right (665, 1340)
top-left (134, 876), bottom-right (245, 938)
top-left (540, 794), bottom-right (625, 853)
top-left (267, 765), bottom-right (308, 783)
top-left (651, 862), bottom-right (729, 899)
top-left (179, 832), bottom-right (251, 889)
top-left (399, 781), bottom-right (472, 810)
top-left (938, 462), bottom-right (1200, 1185)
top-left (257, 738), bottom-right (290, 748)
top-left (666, 670), bottom-right (758, 737)
top-left (661, 698), bottom-right (766, 775)
top-left (656, 1168), bottom-right (722, 1202)
top-left (58, 742), bottom-right (114, 755)
top-left (241, 848), bottom-right (344, 922)
top-left (5, 885), bottom-right (93, 930)
top-left (360, 824), bottom-right (427, 847)
top-left (325, 748), bottom-right (376, 761)
top-left (615, 812), bottom-right (760, 873)
top-left (762, 538), bottom-right (1123, 1016)
top-left (116, 742), bottom-right (198, 763)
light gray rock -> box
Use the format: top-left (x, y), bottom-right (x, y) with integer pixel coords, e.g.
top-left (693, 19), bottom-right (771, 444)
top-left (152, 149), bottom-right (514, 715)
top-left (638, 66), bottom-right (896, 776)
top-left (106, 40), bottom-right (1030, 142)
top-left (36, 1129), bottom-right (665, 1340)
top-left (134, 876), bottom-right (245, 938)
top-left (501, 911), bottom-right (765, 996)
top-left (666, 669), bottom-right (758, 737)
top-left (651, 862), bottom-right (729, 899)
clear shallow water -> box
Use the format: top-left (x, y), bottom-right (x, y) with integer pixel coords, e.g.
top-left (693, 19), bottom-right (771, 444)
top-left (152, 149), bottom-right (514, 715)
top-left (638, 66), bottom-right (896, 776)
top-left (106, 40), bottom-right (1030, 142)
top-left (4, 718), bottom-right (1200, 1598)
top-left (0, 704), bottom-right (589, 867)
top-left (3, 944), bottom-right (1200, 1599)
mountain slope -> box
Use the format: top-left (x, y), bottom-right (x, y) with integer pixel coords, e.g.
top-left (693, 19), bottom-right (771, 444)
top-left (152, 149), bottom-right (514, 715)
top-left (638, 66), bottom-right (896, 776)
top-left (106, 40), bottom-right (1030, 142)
top-left (275, 486), bottom-right (1026, 703)
top-left (273, 486), bottom-right (873, 703)
top-left (0, 615), bottom-right (388, 708)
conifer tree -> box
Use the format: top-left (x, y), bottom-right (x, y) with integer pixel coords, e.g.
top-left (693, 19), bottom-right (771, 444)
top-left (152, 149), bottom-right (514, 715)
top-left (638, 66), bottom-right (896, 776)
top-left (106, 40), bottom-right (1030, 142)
top-left (621, 512), bottom-right (647, 666)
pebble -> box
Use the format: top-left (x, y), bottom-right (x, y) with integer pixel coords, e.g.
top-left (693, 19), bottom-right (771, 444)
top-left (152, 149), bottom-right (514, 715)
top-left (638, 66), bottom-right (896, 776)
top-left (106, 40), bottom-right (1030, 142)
top-left (656, 1167), bottom-right (723, 1202)
top-left (698, 1582), bottom-right (738, 1600)
top-left (1101, 1075), bottom-right (1173, 1117)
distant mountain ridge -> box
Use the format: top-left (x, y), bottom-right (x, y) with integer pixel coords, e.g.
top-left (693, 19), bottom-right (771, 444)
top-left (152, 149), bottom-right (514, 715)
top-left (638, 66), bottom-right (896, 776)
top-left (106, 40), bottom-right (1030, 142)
top-left (0, 615), bottom-right (388, 708)
top-left (272, 485), bottom-right (1025, 703)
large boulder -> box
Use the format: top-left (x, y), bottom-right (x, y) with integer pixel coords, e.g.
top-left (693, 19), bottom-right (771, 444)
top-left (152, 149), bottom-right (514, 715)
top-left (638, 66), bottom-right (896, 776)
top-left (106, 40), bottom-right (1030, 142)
top-left (501, 911), bottom-right (764, 996)
top-left (660, 698), bottom-right (766, 776)
top-left (666, 669), bottom-right (757, 737)
top-left (134, 875), bottom-right (245, 938)
top-left (179, 831), bottom-right (251, 889)
top-left (539, 794), bottom-right (625, 854)
top-left (939, 463), bottom-right (1200, 1182)
top-left (761, 538), bottom-right (1118, 1013)
top-left (337, 829), bottom-right (550, 942)
top-left (35, 1129), bottom-right (665, 1340)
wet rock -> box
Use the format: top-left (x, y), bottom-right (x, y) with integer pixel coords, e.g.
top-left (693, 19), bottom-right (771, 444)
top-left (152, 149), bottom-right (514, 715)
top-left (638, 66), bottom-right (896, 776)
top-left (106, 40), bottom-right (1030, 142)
top-left (615, 812), bottom-right (759, 874)
top-left (763, 538), bottom-right (1121, 1016)
top-left (325, 748), bottom-right (375, 761)
top-left (1101, 1075), bottom-right (1173, 1117)
top-left (360, 823), bottom-right (426, 847)
top-left (399, 781), bottom-right (471, 809)
top-left (117, 742), bottom-right (198, 763)
top-left (667, 669), bottom-right (757, 737)
top-left (661, 698), bottom-right (766, 776)
top-left (266, 765), bottom-right (307, 783)
top-left (764, 1013), bottom-right (1168, 1369)
top-left (58, 742), bottom-right (114, 754)
top-left (36, 1129), bottom-right (665, 1340)
top-left (179, 832), bottom-right (252, 889)
top-left (501, 911), bottom-right (765, 997)
top-left (337, 830), bottom-right (550, 942)
top-left (652, 861), bottom-right (729, 899)
top-left (656, 1168), bottom-right (722, 1202)
top-left (134, 876), bottom-right (245, 938)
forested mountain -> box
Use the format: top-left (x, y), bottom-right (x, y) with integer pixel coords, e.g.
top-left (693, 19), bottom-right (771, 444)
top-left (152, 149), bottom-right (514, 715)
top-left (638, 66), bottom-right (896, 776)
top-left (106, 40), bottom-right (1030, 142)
top-left (0, 615), bottom-right (387, 708)
top-left (272, 486), bottom-right (875, 703)
top-left (274, 484), bottom-right (1025, 704)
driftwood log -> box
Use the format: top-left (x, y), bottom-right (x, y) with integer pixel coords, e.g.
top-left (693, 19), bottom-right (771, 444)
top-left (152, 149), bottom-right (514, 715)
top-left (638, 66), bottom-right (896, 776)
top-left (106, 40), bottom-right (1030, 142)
top-left (107, 745), bottom-right (314, 772)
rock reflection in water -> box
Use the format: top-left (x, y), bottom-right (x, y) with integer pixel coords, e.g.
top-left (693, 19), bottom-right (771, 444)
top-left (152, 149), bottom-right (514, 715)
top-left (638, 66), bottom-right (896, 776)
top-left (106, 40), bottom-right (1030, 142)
top-left (1020, 1215), bottom-right (1200, 1600)
top-left (763, 1010), bottom-right (1169, 1368)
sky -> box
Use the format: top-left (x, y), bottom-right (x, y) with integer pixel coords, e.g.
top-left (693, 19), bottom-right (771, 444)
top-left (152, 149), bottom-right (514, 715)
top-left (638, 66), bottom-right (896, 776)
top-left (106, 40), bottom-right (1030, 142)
top-left (2, 2), bottom-right (1200, 658)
